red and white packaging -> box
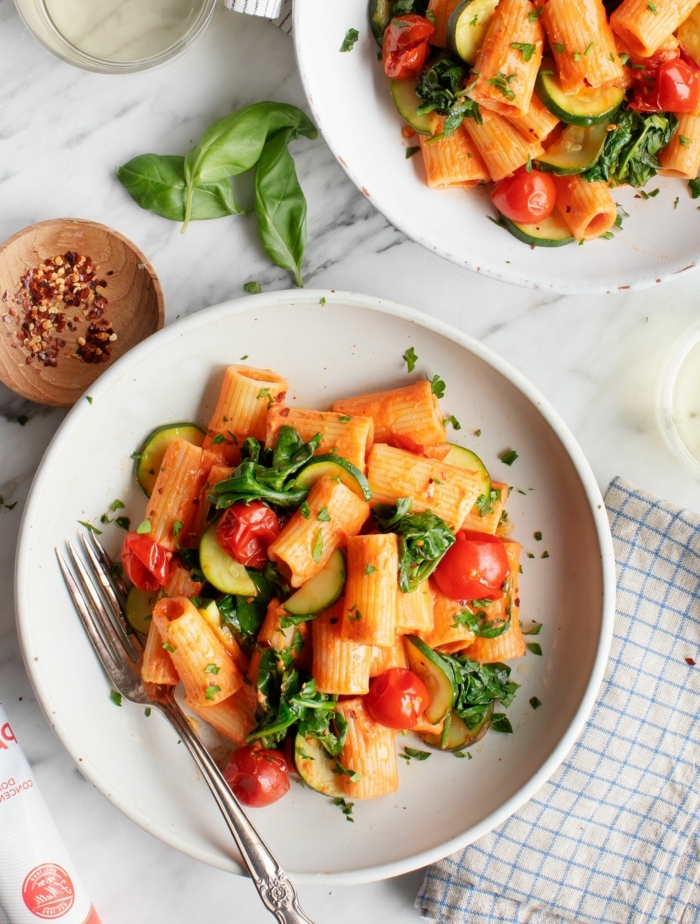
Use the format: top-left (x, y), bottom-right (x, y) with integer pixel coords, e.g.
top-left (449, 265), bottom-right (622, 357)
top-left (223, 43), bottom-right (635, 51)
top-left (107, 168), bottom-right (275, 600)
top-left (0, 701), bottom-right (100, 924)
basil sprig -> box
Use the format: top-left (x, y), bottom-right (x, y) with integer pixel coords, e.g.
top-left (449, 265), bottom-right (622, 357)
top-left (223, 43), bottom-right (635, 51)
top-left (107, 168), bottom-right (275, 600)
top-left (116, 102), bottom-right (317, 285)
top-left (208, 425), bottom-right (321, 510)
top-left (375, 497), bottom-right (455, 592)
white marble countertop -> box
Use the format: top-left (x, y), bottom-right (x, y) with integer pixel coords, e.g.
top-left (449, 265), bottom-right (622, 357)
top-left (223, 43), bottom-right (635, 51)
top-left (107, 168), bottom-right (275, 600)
top-left (3, 2), bottom-right (700, 921)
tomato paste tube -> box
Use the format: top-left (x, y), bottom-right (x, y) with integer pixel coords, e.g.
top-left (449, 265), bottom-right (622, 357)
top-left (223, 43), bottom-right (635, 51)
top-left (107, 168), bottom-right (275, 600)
top-left (0, 701), bottom-right (100, 924)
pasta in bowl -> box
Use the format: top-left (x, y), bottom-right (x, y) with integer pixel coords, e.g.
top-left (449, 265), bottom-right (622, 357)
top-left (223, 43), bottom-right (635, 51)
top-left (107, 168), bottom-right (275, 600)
top-left (295, 1), bottom-right (700, 290)
top-left (16, 291), bottom-right (614, 880)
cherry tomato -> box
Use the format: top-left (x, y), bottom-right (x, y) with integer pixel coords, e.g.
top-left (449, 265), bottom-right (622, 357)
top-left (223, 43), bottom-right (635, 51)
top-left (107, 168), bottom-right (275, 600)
top-left (216, 501), bottom-right (281, 569)
top-left (223, 746), bottom-right (290, 807)
top-left (657, 59), bottom-right (700, 112)
top-left (121, 532), bottom-right (170, 592)
top-left (365, 668), bottom-right (429, 730)
top-left (490, 166), bottom-right (557, 224)
top-left (433, 530), bottom-right (510, 602)
top-left (383, 14), bottom-right (434, 80)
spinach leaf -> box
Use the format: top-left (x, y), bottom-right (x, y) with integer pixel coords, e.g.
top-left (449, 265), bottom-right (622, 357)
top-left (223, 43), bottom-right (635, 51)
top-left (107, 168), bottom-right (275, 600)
top-left (116, 154), bottom-right (241, 221)
top-left (415, 54), bottom-right (482, 138)
top-left (582, 105), bottom-right (677, 187)
top-left (208, 425), bottom-right (321, 510)
top-left (183, 102), bottom-right (317, 228)
top-left (248, 646), bottom-right (347, 753)
top-left (375, 498), bottom-right (455, 591)
top-left (255, 128), bottom-right (307, 288)
top-left (217, 564), bottom-right (285, 652)
top-left (443, 654), bottom-right (520, 728)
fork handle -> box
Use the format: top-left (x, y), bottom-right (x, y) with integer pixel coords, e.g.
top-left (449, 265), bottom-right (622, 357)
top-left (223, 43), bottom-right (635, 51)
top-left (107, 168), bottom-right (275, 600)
top-left (161, 699), bottom-right (315, 924)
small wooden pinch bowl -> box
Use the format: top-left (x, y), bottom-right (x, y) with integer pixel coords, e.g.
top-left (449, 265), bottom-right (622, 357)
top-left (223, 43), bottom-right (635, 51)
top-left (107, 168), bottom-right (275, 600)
top-left (0, 218), bottom-right (164, 407)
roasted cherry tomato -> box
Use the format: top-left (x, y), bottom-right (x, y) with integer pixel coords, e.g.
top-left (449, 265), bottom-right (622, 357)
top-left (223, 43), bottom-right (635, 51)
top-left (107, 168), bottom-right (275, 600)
top-left (365, 667), bottom-right (429, 730)
top-left (223, 746), bottom-right (290, 807)
top-left (216, 500), bottom-right (281, 569)
top-left (121, 531), bottom-right (170, 592)
top-left (657, 59), bottom-right (700, 112)
top-left (490, 165), bottom-right (557, 224)
top-left (383, 14), bottom-right (434, 80)
top-left (434, 530), bottom-right (510, 602)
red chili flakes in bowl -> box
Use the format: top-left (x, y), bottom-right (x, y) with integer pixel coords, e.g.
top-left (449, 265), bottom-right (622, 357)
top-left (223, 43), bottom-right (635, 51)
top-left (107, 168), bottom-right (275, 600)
top-left (7, 252), bottom-right (117, 367)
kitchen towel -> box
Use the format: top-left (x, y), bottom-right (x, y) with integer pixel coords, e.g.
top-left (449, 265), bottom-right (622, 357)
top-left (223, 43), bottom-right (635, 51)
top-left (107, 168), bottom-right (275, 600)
top-left (417, 476), bottom-right (700, 924)
top-left (224, 0), bottom-right (293, 33)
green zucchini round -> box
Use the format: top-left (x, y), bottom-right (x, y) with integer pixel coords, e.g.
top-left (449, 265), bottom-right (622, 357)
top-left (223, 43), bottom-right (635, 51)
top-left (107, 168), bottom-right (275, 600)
top-left (422, 704), bottom-right (494, 749)
top-left (199, 521), bottom-right (257, 596)
top-left (283, 549), bottom-right (345, 617)
top-left (500, 210), bottom-right (575, 247)
top-left (405, 635), bottom-right (456, 724)
top-left (536, 60), bottom-right (624, 126)
top-left (391, 77), bottom-right (439, 136)
top-left (534, 121), bottom-right (610, 175)
top-left (370, 0), bottom-right (394, 44)
top-left (134, 422), bottom-right (205, 498)
top-left (447, 0), bottom-right (499, 65)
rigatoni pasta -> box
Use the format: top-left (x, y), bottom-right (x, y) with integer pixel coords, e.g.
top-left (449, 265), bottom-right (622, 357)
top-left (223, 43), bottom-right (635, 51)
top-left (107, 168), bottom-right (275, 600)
top-left (312, 602), bottom-right (373, 694)
top-left (463, 109), bottom-right (543, 182)
top-left (333, 381), bottom-right (446, 447)
top-left (265, 406), bottom-right (373, 470)
top-left (419, 120), bottom-right (490, 188)
top-left (342, 534), bottom-right (399, 646)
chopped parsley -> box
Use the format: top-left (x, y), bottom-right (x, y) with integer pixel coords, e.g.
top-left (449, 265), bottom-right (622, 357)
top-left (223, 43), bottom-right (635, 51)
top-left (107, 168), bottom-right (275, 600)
top-left (173, 519), bottom-right (183, 548)
top-left (404, 747), bottom-right (431, 761)
top-left (541, 550), bottom-right (550, 559)
top-left (211, 433), bottom-right (226, 445)
top-left (499, 449), bottom-right (518, 466)
top-left (136, 518), bottom-right (152, 535)
top-left (487, 72), bottom-right (517, 101)
top-left (340, 27), bottom-right (359, 51)
top-left (690, 178), bottom-right (700, 198)
top-left (403, 346), bottom-right (418, 372)
top-left (16, 414), bottom-right (29, 426)
top-left (300, 501), bottom-right (311, 519)
top-left (205, 664), bottom-right (221, 674)
top-left (444, 415), bottom-right (461, 430)
top-left (110, 499), bottom-right (125, 511)
top-left (115, 516), bottom-right (130, 531)
top-left (534, 530), bottom-right (542, 541)
top-left (240, 355), bottom-right (249, 360)
top-left (510, 42), bottom-right (536, 62)
top-left (338, 415), bottom-right (352, 422)
top-left (109, 690), bottom-right (122, 706)
top-left (244, 281), bottom-right (262, 294)
top-left (679, 136), bottom-right (692, 147)
top-left (319, 297), bottom-right (326, 306)
top-left (85, 395), bottom-right (93, 404)
top-left (317, 506), bottom-right (331, 522)
top-left (406, 145), bottom-right (421, 158)
top-left (523, 622), bottom-right (542, 636)
top-left (530, 697), bottom-right (542, 709)
top-left (476, 487), bottom-right (501, 517)
top-left (332, 760), bottom-right (361, 782)
top-left (162, 642), bottom-right (176, 653)
top-left (527, 643), bottom-right (543, 656)
top-left (428, 373), bottom-right (446, 398)
top-left (205, 684), bottom-right (222, 700)
top-left (573, 51), bottom-right (581, 62)
top-left (553, 43), bottom-right (564, 53)
top-left (527, 6), bottom-right (543, 20)
top-left (474, 428), bottom-right (482, 437)
top-left (312, 529), bottom-right (324, 563)
top-left (333, 797), bottom-right (355, 822)
top-left (144, 707), bottom-right (152, 717)
top-left (78, 520), bottom-right (102, 535)
top-left (584, 42), bottom-right (594, 54)
top-left (363, 564), bottom-right (378, 576)
top-left (647, 1), bottom-right (658, 12)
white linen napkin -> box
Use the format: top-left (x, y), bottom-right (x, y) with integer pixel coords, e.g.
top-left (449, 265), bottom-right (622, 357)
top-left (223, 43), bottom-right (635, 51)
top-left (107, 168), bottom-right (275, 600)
top-left (224, 0), bottom-right (292, 33)
top-left (417, 476), bottom-right (700, 924)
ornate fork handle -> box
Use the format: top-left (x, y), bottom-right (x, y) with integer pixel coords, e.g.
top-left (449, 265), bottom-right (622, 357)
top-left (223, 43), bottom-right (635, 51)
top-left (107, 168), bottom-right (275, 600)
top-left (160, 697), bottom-right (314, 924)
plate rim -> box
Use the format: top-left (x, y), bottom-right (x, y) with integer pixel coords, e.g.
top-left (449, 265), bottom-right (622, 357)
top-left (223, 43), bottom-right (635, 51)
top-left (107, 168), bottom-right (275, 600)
top-left (292, 3), bottom-right (699, 295)
top-left (15, 289), bottom-right (617, 884)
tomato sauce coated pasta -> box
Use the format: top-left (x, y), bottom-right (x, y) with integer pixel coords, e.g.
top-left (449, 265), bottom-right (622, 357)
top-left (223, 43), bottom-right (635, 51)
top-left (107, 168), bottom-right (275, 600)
top-left (117, 363), bottom-right (532, 808)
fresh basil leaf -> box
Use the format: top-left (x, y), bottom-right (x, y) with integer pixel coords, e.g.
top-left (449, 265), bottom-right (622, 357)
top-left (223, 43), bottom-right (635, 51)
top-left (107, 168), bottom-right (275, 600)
top-left (254, 127), bottom-right (307, 287)
top-left (404, 747), bottom-right (431, 760)
top-left (116, 154), bottom-right (240, 221)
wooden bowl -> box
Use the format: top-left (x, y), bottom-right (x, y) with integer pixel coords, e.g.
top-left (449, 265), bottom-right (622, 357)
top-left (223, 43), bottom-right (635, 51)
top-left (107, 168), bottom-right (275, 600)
top-left (0, 218), bottom-right (164, 407)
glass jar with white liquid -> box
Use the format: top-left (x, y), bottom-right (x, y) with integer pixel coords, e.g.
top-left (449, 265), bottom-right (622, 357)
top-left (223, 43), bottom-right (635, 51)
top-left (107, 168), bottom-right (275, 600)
top-left (661, 321), bottom-right (700, 481)
top-left (13, 0), bottom-right (216, 73)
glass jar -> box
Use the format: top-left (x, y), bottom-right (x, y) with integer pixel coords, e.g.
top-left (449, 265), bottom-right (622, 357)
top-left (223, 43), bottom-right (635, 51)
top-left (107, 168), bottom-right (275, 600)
top-left (13, 0), bottom-right (217, 73)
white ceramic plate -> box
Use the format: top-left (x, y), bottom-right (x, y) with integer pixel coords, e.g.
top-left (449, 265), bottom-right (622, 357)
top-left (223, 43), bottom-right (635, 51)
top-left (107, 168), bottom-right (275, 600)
top-left (294, 1), bottom-right (700, 293)
top-left (16, 291), bottom-right (615, 884)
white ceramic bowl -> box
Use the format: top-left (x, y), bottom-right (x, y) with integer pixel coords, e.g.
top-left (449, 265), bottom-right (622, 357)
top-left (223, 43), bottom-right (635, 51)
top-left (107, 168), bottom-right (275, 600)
top-left (294, 1), bottom-right (700, 293)
top-left (16, 291), bottom-right (615, 883)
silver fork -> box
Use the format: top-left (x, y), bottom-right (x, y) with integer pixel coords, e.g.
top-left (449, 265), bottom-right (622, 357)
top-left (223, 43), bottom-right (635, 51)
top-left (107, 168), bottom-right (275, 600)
top-left (56, 531), bottom-right (314, 924)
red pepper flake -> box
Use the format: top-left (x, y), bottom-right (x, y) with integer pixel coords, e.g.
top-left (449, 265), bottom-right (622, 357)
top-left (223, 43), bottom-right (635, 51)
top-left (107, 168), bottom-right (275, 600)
top-left (7, 252), bottom-right (114, 368)
top-left (685, 657), bottom-right (696, 666)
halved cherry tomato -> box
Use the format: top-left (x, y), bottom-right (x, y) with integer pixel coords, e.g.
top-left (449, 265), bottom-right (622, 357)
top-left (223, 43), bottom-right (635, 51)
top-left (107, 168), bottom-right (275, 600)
top-left (223, 746), bottom-right (290, 807)
top-left (365, 667), bottom-right (429, 730)
top-left (216, 500), bottom-right (281, 569)
top-left (383, 14), bottom-right (434, 80)
top-left (121, 532), bottom-right (170, 592)
top-left (433, 530), bottom-right (510, 602)
top-left (490, 165), bottom-right (557, 224)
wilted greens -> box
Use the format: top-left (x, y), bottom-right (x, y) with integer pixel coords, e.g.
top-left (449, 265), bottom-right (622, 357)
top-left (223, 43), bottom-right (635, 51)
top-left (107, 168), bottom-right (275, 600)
top-left (415, 54), bottom-right (482, 138)
top-left (375, 497), bottom-right (455, 591)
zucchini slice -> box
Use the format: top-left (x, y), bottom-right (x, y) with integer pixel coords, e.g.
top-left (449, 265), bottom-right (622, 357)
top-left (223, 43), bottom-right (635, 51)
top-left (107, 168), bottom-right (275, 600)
top-left (391, 77), bottom-right (440, 136)
top-left (134, 422), bottom-right (205, 498)
top-left (405, 636), bottom-right (456, 724)
top-left (292, 454), bottom-right (372, 500)
top-left (422, 704), bottom-right (493, 750)
top-left (534, 121), bottom-right (610, 175)
top-left (447, 0), bottom-right (499, 65)
top-left (294, 733), bottom-right (344, 797)
top-left (125, 586), bottom-right (159, 635)
top-left (199, 521), bottom-right (257, 596)
top-left (370, 0), bottom-right (394, 44)
top-left (536, 60), bottom-right (624, 126)
top-left (442, 444), bottom-right (491, 498)
top-left (500, 209), bottom-right (575, 247)
top-left (284, 549), bottom-right (345, 618)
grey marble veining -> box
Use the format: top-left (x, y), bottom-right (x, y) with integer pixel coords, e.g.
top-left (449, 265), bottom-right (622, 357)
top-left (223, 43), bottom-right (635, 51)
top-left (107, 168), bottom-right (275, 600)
top-left (2, 1), bottom-right (700, 921)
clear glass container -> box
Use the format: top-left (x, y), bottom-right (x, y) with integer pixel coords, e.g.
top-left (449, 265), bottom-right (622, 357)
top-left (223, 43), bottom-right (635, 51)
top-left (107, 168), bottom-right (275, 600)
top-left (661, 320), bottom-right (700, 482)
top-left (13, 0), bottom-right (217, 73)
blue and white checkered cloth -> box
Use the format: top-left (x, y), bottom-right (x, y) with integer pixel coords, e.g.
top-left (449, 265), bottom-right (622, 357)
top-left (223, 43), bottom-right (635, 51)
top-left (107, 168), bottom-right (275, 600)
top-left (224, 0), bottom-right (292, 34)
top-left (417, 477), bottom-right (700, 924)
